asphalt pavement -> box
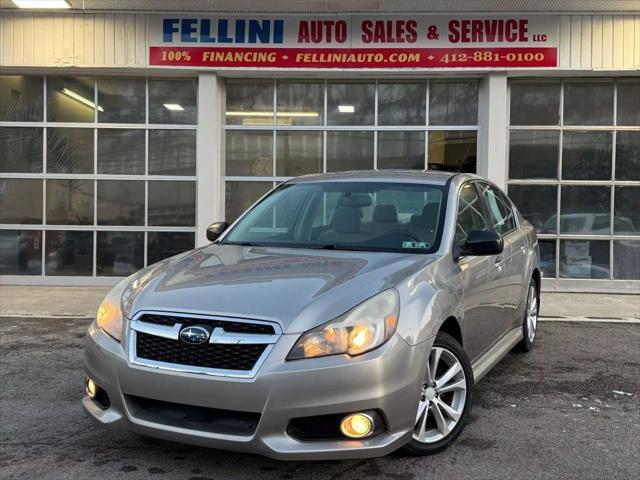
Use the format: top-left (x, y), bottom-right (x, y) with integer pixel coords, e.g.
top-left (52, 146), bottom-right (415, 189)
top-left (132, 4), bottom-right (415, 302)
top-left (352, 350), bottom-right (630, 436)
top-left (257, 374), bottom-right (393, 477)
top-left (0, 317), bottom-right (638, 480)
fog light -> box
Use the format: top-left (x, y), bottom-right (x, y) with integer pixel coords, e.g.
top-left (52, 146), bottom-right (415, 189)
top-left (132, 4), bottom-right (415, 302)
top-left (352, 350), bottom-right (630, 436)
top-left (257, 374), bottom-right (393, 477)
top-left (340, 413), bottom-right (374, 439)
top-left (86, 378), bottom-right (97, 399)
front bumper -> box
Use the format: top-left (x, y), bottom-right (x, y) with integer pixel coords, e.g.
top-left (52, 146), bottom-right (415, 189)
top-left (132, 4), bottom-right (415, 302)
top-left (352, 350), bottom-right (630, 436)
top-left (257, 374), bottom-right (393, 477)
top-left (83, 322), bottom-right (431, 460)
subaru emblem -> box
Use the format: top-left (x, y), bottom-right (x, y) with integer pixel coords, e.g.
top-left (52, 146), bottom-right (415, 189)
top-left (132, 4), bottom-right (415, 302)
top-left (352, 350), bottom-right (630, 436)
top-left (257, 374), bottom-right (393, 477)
top-left (179, 325), bottom-right (210, 345)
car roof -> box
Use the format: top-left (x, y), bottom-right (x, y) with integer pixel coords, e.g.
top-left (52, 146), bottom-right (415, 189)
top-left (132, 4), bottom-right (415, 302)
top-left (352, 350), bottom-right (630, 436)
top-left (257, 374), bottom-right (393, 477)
top-left (286, 170), bottom-right (469, 186)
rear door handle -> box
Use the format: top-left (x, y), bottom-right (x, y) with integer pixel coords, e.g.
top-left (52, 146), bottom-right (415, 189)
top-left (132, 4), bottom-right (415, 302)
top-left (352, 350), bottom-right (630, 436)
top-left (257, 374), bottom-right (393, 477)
top-left (520, 244), bottom-right (527, 253)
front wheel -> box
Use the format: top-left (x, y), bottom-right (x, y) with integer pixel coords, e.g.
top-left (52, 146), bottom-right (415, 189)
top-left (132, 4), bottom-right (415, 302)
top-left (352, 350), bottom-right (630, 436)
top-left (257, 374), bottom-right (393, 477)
top-left (403, 332), bottom-right (473, 455)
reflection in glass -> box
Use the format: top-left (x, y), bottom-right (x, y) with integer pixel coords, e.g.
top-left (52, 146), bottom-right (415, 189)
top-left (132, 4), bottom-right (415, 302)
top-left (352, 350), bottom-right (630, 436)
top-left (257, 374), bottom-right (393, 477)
top-left (562, 131), bottom-right (612, 180)
top-left (560, 186), bottom-right (611, 234)
top-left (97, 129), bottom-right (145, 175)
top-left (429, 80), bottom-right (478, 125)
top-left (97, 78), bottom-right (145, 123)
top-left (0, 127), bottom-right (43, 173)
top-left (149, 130), bottom-right (196, 176)
top-left (226, 80), bottom-right (273, 126)
top-left (147, 232), bottom-right (195, 265)
top-left (539, 240), bottom-right (556, 279)
top-left (0, 76), bottom-right (43, 121)
top-left (149, 79), bottom-right (197, 124)
top-left (0, 230), bottom-right (42, 275)
top-left (97, 180), bottom-right (144, 226)
top-left (97, 231), bottom-right (144, 276)
top-left (276, 81), bottom-right (323, 126)
top-left (47, 77), bottom-right (96, 123)
top-left (326, 131), bottom-right (374, 171)
top-left (509, 81), bottom-right (560, 125)
top-left (327, 83), bottom-right (375, 126)
top-left (378, 83), bottom-right (426, 126)
top-left (47, 128), bottom-right (94, 174)
top-left (225, 181), bottom-right (273, 222)
top-left (148, 181), bottom-right (195, 226)
top-left (377, 131), bottom-right (425, 169)
top-left (560, 239), bottom-right (609, 279)
top-left (613, 240), bottom-right (640, 280)
top-left (276, 131), bottom-right (322, 176)
top-left (508, 184), bottom-right (557, 233)
top-left (46, 179), bottom-right (94, 225)
top-left (564, 82), bottom-right (613, 126)
top-left (428, 131), bottom-right (477, 173)
top-left (225, 131), bottom-right (273, 176)
top-left (616, 131), bottom-right (640, 181)
top-left (0, 179), bottom-right (42, 224)
top-left (614, 186), bottom-right (639, 236)
top-left (616, 81), bottom-right (640, 126)
top-left (45, 230), bottom-right (93, 276)
top-left (508, 130), bottom-right (558, 179)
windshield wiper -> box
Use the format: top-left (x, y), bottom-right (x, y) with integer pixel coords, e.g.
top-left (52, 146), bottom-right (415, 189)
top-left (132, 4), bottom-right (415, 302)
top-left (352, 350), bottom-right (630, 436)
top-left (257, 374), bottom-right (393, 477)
top-left (317, 244), bottom-right (371, 251)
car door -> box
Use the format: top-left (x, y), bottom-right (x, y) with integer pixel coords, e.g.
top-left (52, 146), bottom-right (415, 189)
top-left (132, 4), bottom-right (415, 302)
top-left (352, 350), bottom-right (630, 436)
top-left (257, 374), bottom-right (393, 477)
top-left (455, 182), bottom-right (508, 362)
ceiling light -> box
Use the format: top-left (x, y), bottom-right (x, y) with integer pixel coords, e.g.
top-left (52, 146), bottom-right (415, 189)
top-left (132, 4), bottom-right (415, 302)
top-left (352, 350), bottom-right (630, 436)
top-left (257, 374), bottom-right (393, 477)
top-left (338, 105), bottom-right (355, 113)
top-left (226, 111), bottom-right (319, 118)
top-left (12, 0), bottom-right (71, 8)
top-left (61, 88), bottom-right (103, 112)
top-left (163, 103), bottom-right (184, 111)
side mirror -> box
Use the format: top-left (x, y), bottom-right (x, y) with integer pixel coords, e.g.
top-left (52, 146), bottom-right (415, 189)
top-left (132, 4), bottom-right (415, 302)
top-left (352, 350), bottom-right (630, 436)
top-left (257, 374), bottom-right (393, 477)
top-left (463, 230), bottom-right (503, 256)
top-left (206, 222), bottom-right (229, 242)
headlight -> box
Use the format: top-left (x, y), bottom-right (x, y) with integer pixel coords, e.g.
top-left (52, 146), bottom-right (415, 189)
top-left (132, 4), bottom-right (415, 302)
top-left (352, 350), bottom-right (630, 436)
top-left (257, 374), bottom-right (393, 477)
top-left (287, 289), bottom-right (399, 360)
top-left (96, 279), bottom-right (128, 342)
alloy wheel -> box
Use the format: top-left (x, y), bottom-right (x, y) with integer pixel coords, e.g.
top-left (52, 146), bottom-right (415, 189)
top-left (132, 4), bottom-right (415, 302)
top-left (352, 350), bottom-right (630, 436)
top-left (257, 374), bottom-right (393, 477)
top-left (526, 284), bottom-right (538, 343)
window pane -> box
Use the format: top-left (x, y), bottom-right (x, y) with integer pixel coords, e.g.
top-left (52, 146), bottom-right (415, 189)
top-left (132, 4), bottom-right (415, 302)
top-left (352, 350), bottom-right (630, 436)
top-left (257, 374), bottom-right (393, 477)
top-left (327, 82), bottom-right (375, 126)
top-left (508, 184), bottom-right (557, 234)
top-left (148, 79), bottom-right (197, 124)
top-left (148, 181), bottom-right (195, 226)
top-left (97, 180), bottom-right (144, 226)
top-left (46, 179), bottom-right (93, 225)
top-left (616, 131), bottom-right (640, 181)
top-left (508, 130), bottom-right (558, 179)
top-left (378, 83), bottom-right (426, 126)
top-left (0, 75), bottom-right (43, 121)
top-left (562, 131), bottom-right (612, 180)
top-left (97, 231), bottom-right (144, 276)
top-left (428, 131), bottom-right (477, 173)
top-left (0, 179), bottom-right (42, 224)
top-left (97, 129), bottom-right (145, 175)
top-left (479, 183), bottom-right (516, 235)
top-left (97, 78), bottom-right (145, 123)
top-left (456, 183), bottom-right (489, 246)
top-left (276, 131), bottom-right (322, 176)
top-left (377, 131), bottom-right (425, 169)
top-left (45, 230), bottom-right (93, 276)
top-left (0, 127), bottom-right (43, 173)
top-left (0, 230), bottom-right (42, 275)
top-left (225, 131), bottom-right (273, 176)
top-left (276, 81), bottom-right (323, 126)
top-left (614, 186), bottom-right (640, 236)
top-left (147, 232), bottom-right (195, 264)
top-left (226, 80), bottom-right (273, 126)
top-left (47, 128), bottom-right (94, 174)
top-left (509, 81), bottom-right (560, 126)
top-left (564, 82), bottom-right (613, 126)
top-left (616, 81), bottom-right (640, 126)
top-left (613, 240), bottom-right (640, 280)
top-left (539, 239), bottom-right (556, 279)
top-left (326, 131), bottom-right (374, 171)
top-left (429, 80), bottom-right (478, 125)
top-left (225, 181), bottom-right (272, 222)
top-left (560, 186), bottom-right (611, 234)
top-left (560, 240), bottom-right (610, 279)
top-left (149, 129), bottom-right (196, 176)
top-left (47, 77), bottom-right (95, 123)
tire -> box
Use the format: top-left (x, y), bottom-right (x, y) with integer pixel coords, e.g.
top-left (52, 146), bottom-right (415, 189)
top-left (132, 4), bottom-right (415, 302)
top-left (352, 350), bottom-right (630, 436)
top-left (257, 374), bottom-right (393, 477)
top-left (516, 279), bottom-right (539, 352)
top-left (402, 332), bottom-right (474, 455)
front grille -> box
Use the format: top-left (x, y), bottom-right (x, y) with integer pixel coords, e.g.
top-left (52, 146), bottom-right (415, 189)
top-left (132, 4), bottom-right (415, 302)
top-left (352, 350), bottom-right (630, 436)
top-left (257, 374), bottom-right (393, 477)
top-left (136, 331), bottom-right (267, 371)
top-left (139, 313), bottom-right (275, 335)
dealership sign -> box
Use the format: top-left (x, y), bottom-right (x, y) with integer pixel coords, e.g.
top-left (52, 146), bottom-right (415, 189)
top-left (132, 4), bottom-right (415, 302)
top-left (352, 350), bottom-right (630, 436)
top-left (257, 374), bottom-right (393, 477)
top-left (148, 15), bottom-right (558, 69)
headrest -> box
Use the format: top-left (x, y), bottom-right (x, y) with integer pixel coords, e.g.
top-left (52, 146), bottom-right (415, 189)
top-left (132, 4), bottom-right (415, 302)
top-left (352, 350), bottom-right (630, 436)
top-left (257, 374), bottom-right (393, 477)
top-left (373, 204), bottom-right (399, 223)
top-left (333, 206), bottom-right (361, 234)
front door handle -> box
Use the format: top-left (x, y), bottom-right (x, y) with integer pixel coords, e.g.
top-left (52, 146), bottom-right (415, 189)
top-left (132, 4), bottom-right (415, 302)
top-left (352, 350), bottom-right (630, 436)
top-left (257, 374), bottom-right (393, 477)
top-left (494, 256), bottom-right (503, 265)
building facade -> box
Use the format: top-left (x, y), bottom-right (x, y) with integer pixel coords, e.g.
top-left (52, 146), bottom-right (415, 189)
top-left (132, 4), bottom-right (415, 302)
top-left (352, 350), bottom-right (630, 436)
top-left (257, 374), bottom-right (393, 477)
top-left (0, 1), bottom-right (639, 292)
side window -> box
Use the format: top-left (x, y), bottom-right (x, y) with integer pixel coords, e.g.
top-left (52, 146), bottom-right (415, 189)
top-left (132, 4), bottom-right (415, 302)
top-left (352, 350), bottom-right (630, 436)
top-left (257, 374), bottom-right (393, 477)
top-left (456, 183), bottom-right (489, 246)
top-left (479, 183), bottom-right (516, 235)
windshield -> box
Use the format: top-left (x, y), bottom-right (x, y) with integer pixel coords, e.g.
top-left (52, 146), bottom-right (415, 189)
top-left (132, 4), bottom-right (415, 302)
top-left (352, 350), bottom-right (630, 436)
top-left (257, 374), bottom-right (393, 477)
top-left (223, 181), bottom-right (446, 253)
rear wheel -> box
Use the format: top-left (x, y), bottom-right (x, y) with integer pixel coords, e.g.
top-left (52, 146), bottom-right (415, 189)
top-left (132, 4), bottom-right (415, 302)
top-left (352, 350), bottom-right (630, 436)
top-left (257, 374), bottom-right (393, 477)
top-left (403, 332), bottom-right (473, 455)
top-left (517, 279), bottom-right (538, 352)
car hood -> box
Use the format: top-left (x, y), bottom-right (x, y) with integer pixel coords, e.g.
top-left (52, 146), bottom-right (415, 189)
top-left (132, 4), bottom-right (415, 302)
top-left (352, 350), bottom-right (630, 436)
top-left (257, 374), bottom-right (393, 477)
top-left (123, 244), bottom-right (439, 333)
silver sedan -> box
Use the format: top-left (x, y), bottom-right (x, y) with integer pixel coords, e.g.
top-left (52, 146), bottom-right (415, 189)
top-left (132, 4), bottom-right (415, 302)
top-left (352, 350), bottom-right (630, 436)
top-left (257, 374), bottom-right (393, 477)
top-left (84, 171), bottom-right (540, 460)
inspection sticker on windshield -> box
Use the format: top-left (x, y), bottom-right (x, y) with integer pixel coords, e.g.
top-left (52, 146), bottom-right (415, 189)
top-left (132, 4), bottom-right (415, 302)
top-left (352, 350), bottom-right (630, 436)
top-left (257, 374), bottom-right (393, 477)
top-left (403, 241), bottom-right (430, 249)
